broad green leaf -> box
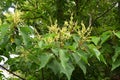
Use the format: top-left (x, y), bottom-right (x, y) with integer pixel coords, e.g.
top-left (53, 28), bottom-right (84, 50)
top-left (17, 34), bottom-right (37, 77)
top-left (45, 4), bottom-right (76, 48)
top-left (114, 31), bottom-right (120, 38)
top-left (111, 58), bottom-right (120, 71)
top-left (51, 48), bottom-right (59, 56)
top-left (0, 24), bottom-right (9, 38)
top-left (59, 49), bottom-right (69, 69)
top-left (59, 49), bottom-right (74, 80)
top-left (77, 61), bottom-right (86, 74)
top-left (88, 44), bottom-right (100, 60)
top-left (19, 27), bottom-right (31, 46)
top-left (112, 47), bottom-right (120, 62)
top-left (91, 36), bottom-right (100, 45)
top-left (93, 48), bottom-right (101, 61)
top-left (19, 26), bottom-right (34, 34)
top-left (100, 31), bottom-right (111, 45)
top-left (78, 50), bottom-right (88, 64)
top-left (88, 44), bottom-right (106, 64)
top-left (65, 42), bottom-right (78, 51)
top-left (72, 52), bottom-right (87, 74)
top-left (72, 34), bottom-right (80, 42)
top-left (39, 53), bottom-right (53, 70)
top-left (99, 55), bottom-right (107, 65)
top-left (38, 41), bottom-right (44, 48)
top-left (72, 52), bottom-right (81, 63)
top-left (47, 59), bottom-right (60, 75)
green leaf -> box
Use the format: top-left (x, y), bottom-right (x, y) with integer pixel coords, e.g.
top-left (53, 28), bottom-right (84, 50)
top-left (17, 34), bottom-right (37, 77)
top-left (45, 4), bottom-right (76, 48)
top-left (19, 27), bottom-right (31, 46)
top-left (111, 58), bottom-right (120, 71)
top-left (39, 53), bottom-right (53, 70)
top-left (91, 36), bottom-right (100, 45)
top-left (88, 44), bottom-right (100, 60)
top-left (78, 50), bottom-right (88, 64)
top-left (72, 34), bottom-right (80, 42)
top-left (77, 61), bottom-right (86, 74)
top-left (0, 24), bottom-right (9, 39)
top-left (59, 49), bottom-right (74, 80)
top-left (93, 48), bottom-right (101, 61)
top-left (99, 55), bottom-right (107, 65)
top-left (100, 31), bottom-right (111, 45)
top-left (38, 41), bottom-right (44, 48)
top-left (47, 59), bottom-right (60, 75)
top-left (51, 48), bottom-right (59, 56)
top-left (88, 44), bottom-right (106, 64)
top-left (72, 51), bottom-right (87, 74)
top-left (112, 47), bottom-right (120, 62)
top-left (114, 31), bottom-right (120, 38)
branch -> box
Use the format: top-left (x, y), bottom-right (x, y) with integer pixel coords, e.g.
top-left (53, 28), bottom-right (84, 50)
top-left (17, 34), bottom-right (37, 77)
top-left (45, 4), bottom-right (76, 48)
top-left (0, 65), bottom-right (26, 80)
top-left (92, 2), bottom-right (117, 25)
top-left (88, 13), bottom-right (92, 27)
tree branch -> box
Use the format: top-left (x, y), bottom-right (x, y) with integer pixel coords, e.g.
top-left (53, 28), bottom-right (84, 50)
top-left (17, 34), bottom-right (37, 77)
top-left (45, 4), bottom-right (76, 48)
top-left (92, 2), bottom-right (117, 25)
top-left (0, 65), bottom-right (26, 80)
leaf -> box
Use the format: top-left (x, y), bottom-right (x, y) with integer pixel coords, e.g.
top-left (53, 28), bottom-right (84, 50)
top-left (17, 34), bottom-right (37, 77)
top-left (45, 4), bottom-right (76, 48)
top-left (47, 60), bottom-right (60, 75)
top-left (72, 51), bottom-right (87, 74)
top-left (59, 49), bottom-right (74, 80)
top-left (39, 53), bottom-right (53, 70)
top-left (112, 47), bottom-right (120, 62)
top-left (78, 50), bottom-right (88, 64)
top-left (100, 31), bottom-right (111, 45)
top-left (91, 36), bottom-right (100, 45)
top-left (38, 41), bottom-right (44, 48)
top-left (88, 44), bottom-right (106, 64)
top-left (0, 24), bottom-right (9, 38)
top-left (72, 53), bottom-right (86, 74)
top-left (72, 34), bottom-right (80, 42)
top-left (51, 48), bottom-right (59, 56)
top-left (99, 55), bottom-right (107, 65)
top-left (19, 27), bottom-right (31, 46)
top-left (111, 58), bottom-right (120, 71)
top-left (114, 31), bottom-right (120, 38)
top-left (93, 48), bottom-right (101, 61)
top-left (77, 61), bottom-right (86, 74)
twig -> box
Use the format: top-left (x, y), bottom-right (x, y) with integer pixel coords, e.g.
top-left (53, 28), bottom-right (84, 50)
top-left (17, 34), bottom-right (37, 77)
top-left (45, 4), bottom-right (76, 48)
top-left (41, 68), bottom-right (44, 80)
top-left (88, 13), bottom-right (92, 27)
top-left (0, 65), bottom-right (26, 80)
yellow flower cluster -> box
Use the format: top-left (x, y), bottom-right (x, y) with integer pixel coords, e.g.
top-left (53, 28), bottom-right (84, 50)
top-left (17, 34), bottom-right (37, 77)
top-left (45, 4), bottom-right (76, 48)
top-left (4, 10), bottom-right (23, 26)
top-left (78, 21), bottom-right (92, 40)
top-left (43, 21), bottom-right (72, 44)
top-left (43, 15), bottom-right (92, 45)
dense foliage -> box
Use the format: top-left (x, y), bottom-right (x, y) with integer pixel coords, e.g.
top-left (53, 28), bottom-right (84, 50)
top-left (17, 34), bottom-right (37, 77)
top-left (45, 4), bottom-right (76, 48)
top-left (0, 0), bottom-right (120, 80)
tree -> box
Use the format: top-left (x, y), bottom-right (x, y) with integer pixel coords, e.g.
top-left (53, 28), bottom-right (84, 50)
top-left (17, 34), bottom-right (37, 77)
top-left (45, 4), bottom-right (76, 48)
top-left (0, 0), bottom-right (120, 80)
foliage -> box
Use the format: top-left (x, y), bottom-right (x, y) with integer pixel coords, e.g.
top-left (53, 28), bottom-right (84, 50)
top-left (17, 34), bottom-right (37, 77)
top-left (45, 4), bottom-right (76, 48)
top-left (0, 0), bottom-right (120, 80)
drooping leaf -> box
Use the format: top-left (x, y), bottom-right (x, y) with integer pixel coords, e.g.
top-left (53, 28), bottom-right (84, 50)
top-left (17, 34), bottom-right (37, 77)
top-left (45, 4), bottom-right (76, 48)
top-left (51, 48), bottom-right (59, 56)
top-left (114, 31), bottom-right (120, 38)
top-left (91, 36), bottom-right (100, 45)
top-left (112, 47), bottom-right (120, 62)
top-left (59, 49), bottom-right (74, 80)
top-left (47, 59), bottom-right (60, 75)
top-left (39, 53), bottom-right (53, 70)
top-left (100, 31), bottom-right (111, 45)
top-left (38, 41), bottom-right (44, 49)
top-left (0, 24), bottom-right (9, 39)
top-left (19, 26), bottom-right (31, 46)
top-left (111, 58), bottom-right (120, 71)
top-left (72, 52), bottom-right (87, 74)
top-left (88, 44), bottom-right (106, 64)
top-left (72, 34), bottom-right (80, 42)
top-left (93, 48), bottom-right (101, 61)
top-left (77, 61), bottom-right (86, 74)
